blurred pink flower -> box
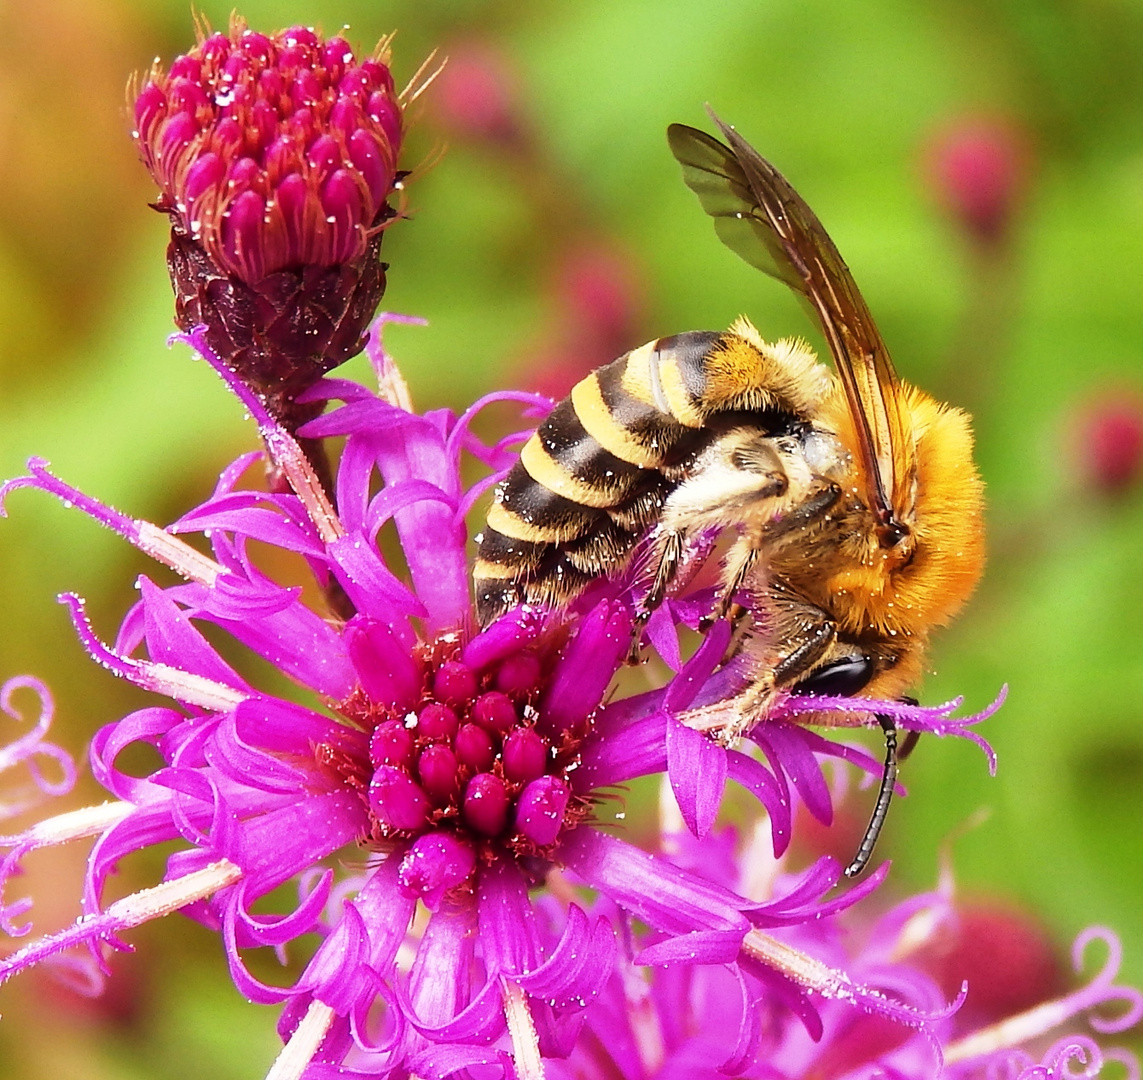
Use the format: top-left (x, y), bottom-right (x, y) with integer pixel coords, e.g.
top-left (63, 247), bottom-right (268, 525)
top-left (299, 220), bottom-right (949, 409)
top-left (1076, 389), bottom-right (1143, 496)
top-left (925, 117), bottom-right (1030, 247)
top-left (432, 42), bottom-right (521, 144)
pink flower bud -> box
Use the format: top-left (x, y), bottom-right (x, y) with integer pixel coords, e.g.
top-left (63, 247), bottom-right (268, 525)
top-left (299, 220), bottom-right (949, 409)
top-left (515, 775), bottom-right (570, 846)
top-left (433, 661), bottom-right (477, 707)
top-left (915, 901), bottom-right (1064, 1032)
top-left (418, 744), bottom-right (461, 805)
top-left (455, 723), bottom-right (496, 772)
top-left (417, 703), bottom-right (460, 743)
top-left (369, 720), bottom-right (414, 770)
top-left (432, 43), bottom-right (520, 144)
top-left (472, 691), bottom-right (517, 735)
top-left (368, 766), bottom-right (429, 832)
top-left (502, 728), bottom-right (548, 783)
top-left (397, 833), bottom-right (475, 909)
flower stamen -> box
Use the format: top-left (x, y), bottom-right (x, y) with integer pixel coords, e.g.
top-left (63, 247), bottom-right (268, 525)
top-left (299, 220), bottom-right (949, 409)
top-left (265, 999), bottom-right (337, 1080)
top-left (0, 801), bottom-right (133, 850)
top-left (742, 927), bottom-right (848, 996)
top-left (945, 927), bottom-right (1143, 1064)
top-left (0, 860), bottom-right (242, 985)
top-left (503, 977), bottom-right (545, 1080)
top-left (60, 593), bottom-right (249, 710)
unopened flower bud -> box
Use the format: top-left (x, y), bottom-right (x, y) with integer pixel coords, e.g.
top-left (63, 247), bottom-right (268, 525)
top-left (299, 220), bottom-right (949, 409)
top-left (133, 18), bottom-right (405, 427)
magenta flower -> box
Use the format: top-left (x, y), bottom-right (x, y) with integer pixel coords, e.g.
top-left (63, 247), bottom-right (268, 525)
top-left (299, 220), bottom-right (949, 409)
top-left (1075, 388), bottom-right (1143, 497)
top-left (0, 317), bottom-right (1012, 1076)
top-left (552, 818), bottom-right (1142, 1080)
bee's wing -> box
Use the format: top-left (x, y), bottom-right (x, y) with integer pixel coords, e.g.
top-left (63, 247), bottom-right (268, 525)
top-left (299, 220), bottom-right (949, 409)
top-left (668, 116), bottom-right (914, 532)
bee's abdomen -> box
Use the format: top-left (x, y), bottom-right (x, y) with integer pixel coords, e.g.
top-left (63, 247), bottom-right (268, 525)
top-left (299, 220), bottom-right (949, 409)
top-left (473, 333), bottom-right (724, 624)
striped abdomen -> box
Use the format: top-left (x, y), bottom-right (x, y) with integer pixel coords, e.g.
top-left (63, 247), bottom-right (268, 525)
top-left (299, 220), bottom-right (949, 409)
top-left (473, 324), bottom-right (828, 624)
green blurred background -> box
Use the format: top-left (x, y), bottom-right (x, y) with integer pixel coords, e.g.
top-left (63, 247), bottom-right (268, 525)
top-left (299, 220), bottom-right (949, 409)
top-left (2, 0), bottom-right (1143, 1075)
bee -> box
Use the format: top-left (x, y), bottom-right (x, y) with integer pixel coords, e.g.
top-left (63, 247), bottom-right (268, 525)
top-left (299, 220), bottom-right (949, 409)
top-left (474, 115), bottom-right (985, 874)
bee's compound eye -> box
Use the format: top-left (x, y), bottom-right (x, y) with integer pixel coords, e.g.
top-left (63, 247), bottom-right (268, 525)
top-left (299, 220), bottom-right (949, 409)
top-left (792, 656), bottom-right (874, 697)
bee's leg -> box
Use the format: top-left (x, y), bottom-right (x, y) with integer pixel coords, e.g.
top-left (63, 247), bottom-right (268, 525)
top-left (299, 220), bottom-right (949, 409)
top-left (769, 618), bottom-right (839, 688)
top-left (696, 484), bottom-right (840, 633)
top-left (845, 713), bottom-right (899, 878)
top-left (699, 538), bottom-right (758, 631)
top-left (762, 481), bottom-right (842, 542)
top-left (700, 617), bottom-right (837, 742)
top-left (628, 528), bottom-right (686, 662)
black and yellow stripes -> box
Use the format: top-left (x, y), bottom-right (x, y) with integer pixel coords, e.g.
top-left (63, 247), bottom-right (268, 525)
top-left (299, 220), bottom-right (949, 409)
top-left (474, 323), bottom-right (826, 623)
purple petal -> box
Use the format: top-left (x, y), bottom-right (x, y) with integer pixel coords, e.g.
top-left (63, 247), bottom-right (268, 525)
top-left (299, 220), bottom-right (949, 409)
top-left (577, 701), bottom-right (668, 790)
top-left (663, 618), bottom-right (731, 713)
top-left (461, 608), bottom-right (545, 670)
top-left (172, 504), bottom-right (325, 556)
top-left (294, 901), bottom-right (378, 1015)
top-left (230, 791), bottom-right (365, 893)
top-left (352, 855), bottom-right (418, 972)
top-left (327, 532), bottom-right (427, 623)
top-left (666, 717), bottom-right (726, 839)
top-left (209, 699), bottom-right (353, 795)
top-left (514, 905), bottom-right (616, 1009)
top-left (138, 578), bottom-right (249, 690)
top-left (401, 900), bottom-right (507, 1042)
top-left (539, 600), bottom-right (631, 736)
top-left (0, 458), bottom-right (136, 540)
top-left (232, 697), bottom-right (365, 760)
top-left (189, 582), bottom-right (357, 699)
top-left (560, 828), bottom-right (750, 940)
top-left (636, 927), bottom-right (749, 966)
top-left (751, 720), bottom-right (834, 826)
top-left (726, 749), bottom-right (791, 856)
top-left (477, 856), bottom-right (540, 975)
top-left (776, 686), bottom-right (1005, 774)
top-left (645, 602), bottom-right (682, 671)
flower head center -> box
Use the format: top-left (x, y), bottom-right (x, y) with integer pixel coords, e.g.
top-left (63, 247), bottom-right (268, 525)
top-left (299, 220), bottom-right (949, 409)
top-left (325, 627), bottom-right (587, 887)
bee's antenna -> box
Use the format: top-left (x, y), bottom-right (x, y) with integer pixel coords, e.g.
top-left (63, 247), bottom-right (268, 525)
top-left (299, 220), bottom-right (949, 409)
top-left (844, 713), bottom-right (899, 878)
